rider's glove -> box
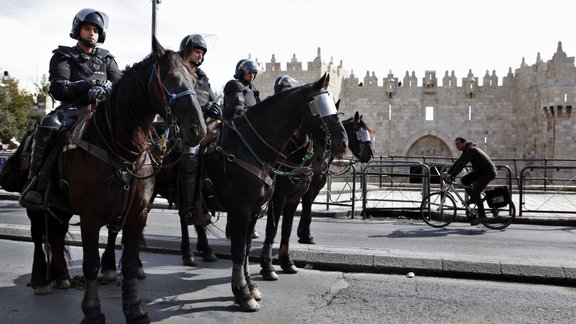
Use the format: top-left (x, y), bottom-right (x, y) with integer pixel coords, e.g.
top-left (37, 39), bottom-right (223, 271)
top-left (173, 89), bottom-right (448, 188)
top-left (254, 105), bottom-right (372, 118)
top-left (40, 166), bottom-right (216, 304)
top-left (88, 86), bottom-right (106, 103)
top-left (204, 101), bottom-right (222, 120)
top-left (94, 80), bottom-right (113, 92)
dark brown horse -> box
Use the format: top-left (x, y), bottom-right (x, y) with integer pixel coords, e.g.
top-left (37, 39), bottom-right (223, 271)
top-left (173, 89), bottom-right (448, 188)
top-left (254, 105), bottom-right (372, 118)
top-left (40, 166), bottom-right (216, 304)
top-left (204, 73), bottom-right (347, 311)
top-left (260, 111), bottom-right (374, 280)
top-left (99, 126), bottom-right (218, 283)
top-left (23, 38), bottom-right (206, 323)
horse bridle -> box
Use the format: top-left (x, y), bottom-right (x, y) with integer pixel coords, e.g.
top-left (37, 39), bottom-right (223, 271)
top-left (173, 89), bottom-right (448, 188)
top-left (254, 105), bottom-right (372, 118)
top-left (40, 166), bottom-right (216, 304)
top-left (144, 62), bottom-right (199, 169)
top-left (306, 90), bottom-right (338, 168)
top-left (226, 90), bottom-right (339, 178)
top-left (354, 121), bottom-right (373, 159)
top-left (91, 61), bottom-right (198, 180)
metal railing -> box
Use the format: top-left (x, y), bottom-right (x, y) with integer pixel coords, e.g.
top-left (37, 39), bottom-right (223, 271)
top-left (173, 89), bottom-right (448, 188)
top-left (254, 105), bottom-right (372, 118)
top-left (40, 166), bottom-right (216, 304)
top-left (313, 156), bottom-right (575, 219)
top-left (519, 165), bottom-right (576, 216)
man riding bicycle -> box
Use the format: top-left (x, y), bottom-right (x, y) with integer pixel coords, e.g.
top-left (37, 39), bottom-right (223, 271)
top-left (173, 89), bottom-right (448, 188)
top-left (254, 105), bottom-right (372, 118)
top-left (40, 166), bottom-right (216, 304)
top-left (441, 137), bottom-right (496, 225)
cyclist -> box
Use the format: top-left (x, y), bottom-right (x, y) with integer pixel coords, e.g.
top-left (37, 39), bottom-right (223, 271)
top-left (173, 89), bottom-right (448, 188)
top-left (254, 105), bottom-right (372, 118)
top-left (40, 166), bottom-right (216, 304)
top-left (441, 137), bottom-right (496, 225)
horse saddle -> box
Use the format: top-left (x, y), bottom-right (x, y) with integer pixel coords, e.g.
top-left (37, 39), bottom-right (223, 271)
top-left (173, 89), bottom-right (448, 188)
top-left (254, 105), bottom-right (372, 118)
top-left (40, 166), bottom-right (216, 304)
top-left (200, 119), bottom-right (222, 157)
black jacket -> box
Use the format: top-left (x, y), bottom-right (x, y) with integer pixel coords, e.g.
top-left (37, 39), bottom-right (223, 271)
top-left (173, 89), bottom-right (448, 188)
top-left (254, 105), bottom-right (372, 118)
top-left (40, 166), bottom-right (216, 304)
top-left (48, 45), bottom-right (122, 107)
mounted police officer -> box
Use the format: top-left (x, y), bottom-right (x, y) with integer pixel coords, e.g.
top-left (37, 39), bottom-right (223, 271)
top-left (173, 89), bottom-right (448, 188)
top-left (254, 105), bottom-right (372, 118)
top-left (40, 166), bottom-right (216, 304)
top-left (20, 8), bottom-right (122, 209)
top-left (177, 34), bottom-right (221, 223)
top-left (222, 59), bottom-right (261, 121)
top-left (273, 75), bottom-right (298, 94)
top-left (222, 58), bottom-right (262, 238)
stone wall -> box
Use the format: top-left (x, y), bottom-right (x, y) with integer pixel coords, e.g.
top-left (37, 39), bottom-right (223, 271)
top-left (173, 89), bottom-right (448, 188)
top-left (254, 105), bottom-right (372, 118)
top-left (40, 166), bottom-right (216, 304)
top-left (253, 42), bottom-right (576, 162)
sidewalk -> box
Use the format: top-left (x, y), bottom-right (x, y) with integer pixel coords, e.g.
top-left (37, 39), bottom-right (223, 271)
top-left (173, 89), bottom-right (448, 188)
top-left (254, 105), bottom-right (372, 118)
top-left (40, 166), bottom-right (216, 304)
top-left (1, 188), bottom-right (575, 285)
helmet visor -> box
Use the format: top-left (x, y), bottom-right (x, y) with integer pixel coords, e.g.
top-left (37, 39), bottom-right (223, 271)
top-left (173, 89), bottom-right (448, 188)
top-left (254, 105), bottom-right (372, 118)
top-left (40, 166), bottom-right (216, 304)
top-left (240, 60), bottom-right (261, 74)
top-left (277, 76), bottom-right (299, 89)
top-left (77, 9), bottom-right (109, 31)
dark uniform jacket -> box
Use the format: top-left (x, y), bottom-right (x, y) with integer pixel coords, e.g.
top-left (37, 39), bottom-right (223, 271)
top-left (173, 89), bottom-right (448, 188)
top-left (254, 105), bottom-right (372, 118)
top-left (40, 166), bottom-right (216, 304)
top-left (222, 79), bottom-right (260, 121)
top-left (195, 67), bottom-right (215, 111)
top-left (48, 45), bottom-right (122, 107)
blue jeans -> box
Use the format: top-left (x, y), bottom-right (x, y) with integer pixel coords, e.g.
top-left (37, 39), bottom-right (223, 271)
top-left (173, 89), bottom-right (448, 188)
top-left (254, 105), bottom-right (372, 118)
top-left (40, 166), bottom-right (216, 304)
top-left (461, 170), bottom-right (496, 217)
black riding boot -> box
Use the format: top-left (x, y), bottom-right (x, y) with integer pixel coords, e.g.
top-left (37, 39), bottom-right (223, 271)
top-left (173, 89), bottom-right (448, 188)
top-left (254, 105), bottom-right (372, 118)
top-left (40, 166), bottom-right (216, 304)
top-left (179, 146), bottom-right (205, 225)
top-left (20, 125), bottom-right (59, 209)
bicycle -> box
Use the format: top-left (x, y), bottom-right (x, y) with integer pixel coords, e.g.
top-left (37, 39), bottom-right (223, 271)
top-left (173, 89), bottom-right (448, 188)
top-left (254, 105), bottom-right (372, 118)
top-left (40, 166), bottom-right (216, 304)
top-left (420, 178), bottom-right (516, 229)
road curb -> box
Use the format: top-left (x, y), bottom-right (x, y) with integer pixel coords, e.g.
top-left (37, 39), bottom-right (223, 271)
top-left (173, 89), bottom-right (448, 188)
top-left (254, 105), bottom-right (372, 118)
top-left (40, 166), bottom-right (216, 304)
top-left (1, 223), bottom-right (575, 286)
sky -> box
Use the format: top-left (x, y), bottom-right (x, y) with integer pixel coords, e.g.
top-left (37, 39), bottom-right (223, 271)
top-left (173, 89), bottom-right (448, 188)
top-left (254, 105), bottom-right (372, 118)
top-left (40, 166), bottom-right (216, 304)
top-left (1, 0), bottom-right (574, 93)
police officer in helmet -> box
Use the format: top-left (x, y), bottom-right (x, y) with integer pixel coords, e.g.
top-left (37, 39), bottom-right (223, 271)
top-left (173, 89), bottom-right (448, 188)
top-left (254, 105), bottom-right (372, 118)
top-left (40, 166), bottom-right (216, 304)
top-left (273, 75), bottom-right (299, 94)
top-left (176, 34), bottom-right (220, 224)
top-left (222, 59), bottom-right (261, 121)
top-left (20, 8), bottom-right (122, 209)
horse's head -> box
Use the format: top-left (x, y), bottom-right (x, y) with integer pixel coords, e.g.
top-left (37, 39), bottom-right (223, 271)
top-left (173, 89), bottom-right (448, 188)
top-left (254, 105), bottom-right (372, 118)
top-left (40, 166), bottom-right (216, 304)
top-left (149, 37), bottom-right (206, 146)
top-left (297, 73), bottom-right (348, 156)
top-left (344, 111), bottom-right (374, 163)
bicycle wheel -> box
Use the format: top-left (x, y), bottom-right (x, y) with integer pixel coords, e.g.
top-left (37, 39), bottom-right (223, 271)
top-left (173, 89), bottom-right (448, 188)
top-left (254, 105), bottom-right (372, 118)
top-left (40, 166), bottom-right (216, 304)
top-left (420, 192), bottom-right (457, 228)
top-left (481, 202), bottom-right (516, 230)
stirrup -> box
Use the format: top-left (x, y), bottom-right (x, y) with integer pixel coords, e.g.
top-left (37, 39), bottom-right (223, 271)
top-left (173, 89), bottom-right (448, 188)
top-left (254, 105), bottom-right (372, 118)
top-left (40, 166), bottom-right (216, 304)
top-left (20, 183), bottom-right (50, 210)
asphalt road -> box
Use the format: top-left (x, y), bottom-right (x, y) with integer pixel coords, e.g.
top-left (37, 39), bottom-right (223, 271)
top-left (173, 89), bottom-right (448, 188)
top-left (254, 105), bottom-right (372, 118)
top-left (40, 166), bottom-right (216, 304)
top-left (0, 196), bottom-right (575, 285)
top-left (2, 240), bottom-right (576, 323)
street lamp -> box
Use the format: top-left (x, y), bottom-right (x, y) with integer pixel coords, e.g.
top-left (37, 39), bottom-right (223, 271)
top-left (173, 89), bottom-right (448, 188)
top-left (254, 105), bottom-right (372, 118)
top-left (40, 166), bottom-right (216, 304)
top-left (151, 0), bottom-right (162, 49)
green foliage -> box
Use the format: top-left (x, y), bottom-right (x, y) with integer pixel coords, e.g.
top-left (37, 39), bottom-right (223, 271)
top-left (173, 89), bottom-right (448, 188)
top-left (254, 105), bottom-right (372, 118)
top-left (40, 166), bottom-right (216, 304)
top-left (0, 76), bottom-right (35, 143)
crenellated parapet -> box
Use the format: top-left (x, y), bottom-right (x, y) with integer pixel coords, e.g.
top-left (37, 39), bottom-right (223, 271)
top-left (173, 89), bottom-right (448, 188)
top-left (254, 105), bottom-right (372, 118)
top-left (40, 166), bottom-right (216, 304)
top-left (252, 47), bottom-right (347, 100)
top-left (250, 41), bottom-right (576, 161)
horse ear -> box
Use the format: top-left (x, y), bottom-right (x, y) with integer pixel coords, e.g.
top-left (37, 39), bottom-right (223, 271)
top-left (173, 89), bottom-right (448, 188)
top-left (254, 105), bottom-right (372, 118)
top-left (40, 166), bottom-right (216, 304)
top-left (314, 72), bottom-right (328, 91)
top-left (152, 35), bottom-right (166, 59)
top-left (322, 73), bottom-right (330, 89)
top-left (335, 99), bottom-right (341, 110)
top-left (354, 111), bottom-right (360, 121)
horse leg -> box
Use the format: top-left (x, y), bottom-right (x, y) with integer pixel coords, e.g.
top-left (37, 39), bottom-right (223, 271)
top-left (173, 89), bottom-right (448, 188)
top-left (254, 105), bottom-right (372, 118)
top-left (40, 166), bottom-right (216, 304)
top-left (260, 201), bottom-right (280, 281)
top-left (279, 202), bottom-right (298, 274)
top-left (50, 214), bottom-right (71, 289)
top-left (101, 228), bottom-right (146, 280)
top-left (195, 224), bottom-right (217, 262)
top-left (80, 222), bottom-right (105, 323)
top-left (100, 229), bottom-right (119, 283)
top-left (120, 222), bottom-right (149, 323)
top-left (246, 217), bottom-right (262, 301)
top-left (28, 210), bottom-right (52, 295)
top-left (229, 212), bottom-right (259, 312)
top-left (297, 190), bottom-right (315, 244)
top-left (179, 214), bottom-right (196, 266)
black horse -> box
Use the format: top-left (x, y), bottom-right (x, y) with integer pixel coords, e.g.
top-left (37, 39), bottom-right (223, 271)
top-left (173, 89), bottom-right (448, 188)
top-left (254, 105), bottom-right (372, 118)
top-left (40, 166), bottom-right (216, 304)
top-left (204, 73), bottom-right (347, 311)
top-left (260, 111), bottom-right (374, 280)
top-left (8, 38), bottom-right (206, 322)
top-left (0, 131), bottom-right (73, 295)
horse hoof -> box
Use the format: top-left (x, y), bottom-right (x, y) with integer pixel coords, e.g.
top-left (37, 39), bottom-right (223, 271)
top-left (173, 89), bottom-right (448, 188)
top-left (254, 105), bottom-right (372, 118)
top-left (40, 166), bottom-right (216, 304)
top-left (53, 279), bottom-right (71, 289)
top-left (34, 285), bottom-right (53, 295)
top-left (282, 264), bottom-right (298, 274)
top-left (238, 297), bottom-right (260, 312)
top-left (250, 285), bottom-right (263, 301)
top-left (182, 256), bottom-right (197, 267)
top-left (100, 269), bottom-right (118, 284)
top-left (298, 236), bottom-right (315, 244)
top-left (203, 252), bottom-right (218, 262)
top-left (136, 267), bottom-right (146, 280)
top-left (126, 313), bottom-right (150, 324)
top-left (260, 269), bottom-right (279, 281)
top-left (80, 313), bottom-right (106, 324)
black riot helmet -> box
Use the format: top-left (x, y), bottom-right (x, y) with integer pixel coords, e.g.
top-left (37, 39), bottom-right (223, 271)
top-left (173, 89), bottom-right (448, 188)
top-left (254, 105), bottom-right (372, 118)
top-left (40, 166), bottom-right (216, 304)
top-left (234, 59), bottom-right (260, 80)
top-left (179, 34), bottom-right (207, 53)
top-left (274, 75), bottom-right (299, 94)
top-left (70, 8), bottom-right (109, 44)
top-left (179, 34), bottom-right (207, 66)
